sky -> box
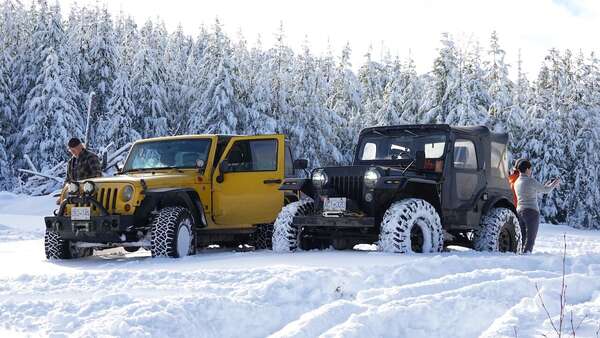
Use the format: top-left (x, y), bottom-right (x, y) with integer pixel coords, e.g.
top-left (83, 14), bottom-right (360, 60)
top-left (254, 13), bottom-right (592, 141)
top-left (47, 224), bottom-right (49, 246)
top-left (24, 0), bottom-right (600, 79)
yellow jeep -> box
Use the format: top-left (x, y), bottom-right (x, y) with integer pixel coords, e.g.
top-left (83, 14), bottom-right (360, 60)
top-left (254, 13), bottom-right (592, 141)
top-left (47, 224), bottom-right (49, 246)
top-left (44, 134), bottom-right (307, 259)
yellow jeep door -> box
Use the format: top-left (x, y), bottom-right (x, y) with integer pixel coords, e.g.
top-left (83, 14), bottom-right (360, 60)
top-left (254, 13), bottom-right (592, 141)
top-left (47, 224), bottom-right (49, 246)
top-left (212, 135), bottom-right (285, 226)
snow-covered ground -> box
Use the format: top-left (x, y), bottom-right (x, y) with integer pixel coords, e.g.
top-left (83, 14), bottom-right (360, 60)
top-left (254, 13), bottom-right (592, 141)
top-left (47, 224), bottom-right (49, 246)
top-left (0, 192), bottom-right (599, 338)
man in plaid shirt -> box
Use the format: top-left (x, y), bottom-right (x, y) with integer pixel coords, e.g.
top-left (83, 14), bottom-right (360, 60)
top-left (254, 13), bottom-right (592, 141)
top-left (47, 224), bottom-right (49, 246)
top-left (65, 137), bottom-right (102, 182)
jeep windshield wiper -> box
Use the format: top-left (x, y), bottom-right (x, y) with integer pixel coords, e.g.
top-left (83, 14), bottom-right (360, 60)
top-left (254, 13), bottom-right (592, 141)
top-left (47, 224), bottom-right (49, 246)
top-left (150, 166), bottom-right (185, 173)
top-left (121, 168), bottom-right (151, 174)
top-left (122, 167), bottom-right (184, 174)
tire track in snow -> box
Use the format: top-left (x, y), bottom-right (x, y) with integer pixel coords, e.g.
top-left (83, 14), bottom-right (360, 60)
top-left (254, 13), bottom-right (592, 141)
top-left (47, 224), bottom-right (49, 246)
top-left (2, 223), bottom-right (600, 337)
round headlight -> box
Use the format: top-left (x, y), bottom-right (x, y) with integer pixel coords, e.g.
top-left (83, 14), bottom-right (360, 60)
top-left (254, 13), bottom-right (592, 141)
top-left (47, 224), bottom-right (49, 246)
top-left (121, 185), bottom-right (134, 202)
top-left (364, 168), bottom-right (381, 188)
top-left (67, 182), bottom-right (79, 194)
top-left (312, 169), bottom-right (328, 187)
top-left (82, 181), bottom-right (95, 194)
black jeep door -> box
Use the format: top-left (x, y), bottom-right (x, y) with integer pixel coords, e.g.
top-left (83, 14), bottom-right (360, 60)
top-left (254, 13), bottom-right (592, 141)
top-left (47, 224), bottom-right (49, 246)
top-left (446, 138), bottom-right (486, 227)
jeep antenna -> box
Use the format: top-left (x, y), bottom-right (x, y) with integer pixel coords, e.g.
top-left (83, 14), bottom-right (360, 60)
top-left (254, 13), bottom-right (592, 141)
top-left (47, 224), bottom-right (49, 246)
top-left (84, 91), bottom-right (96, 147)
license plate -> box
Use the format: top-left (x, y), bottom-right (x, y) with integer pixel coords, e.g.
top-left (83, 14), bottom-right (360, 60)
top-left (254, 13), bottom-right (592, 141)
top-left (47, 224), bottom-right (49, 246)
top-left (324, 198), bottom-right (346, 211)
top-left (71, 207), bottom-right (91, 221)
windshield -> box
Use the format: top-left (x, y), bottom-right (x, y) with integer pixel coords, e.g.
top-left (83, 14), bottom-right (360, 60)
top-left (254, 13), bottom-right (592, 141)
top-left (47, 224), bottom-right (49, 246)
top-left (357, 134), bottom-right (447, 162)
top-left (123, 139), bottom-right (211, 172)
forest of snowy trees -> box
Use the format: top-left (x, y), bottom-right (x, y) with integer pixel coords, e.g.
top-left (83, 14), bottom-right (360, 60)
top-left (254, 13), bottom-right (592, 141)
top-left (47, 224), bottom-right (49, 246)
top-left (0, 0), bottom-right (599, 228)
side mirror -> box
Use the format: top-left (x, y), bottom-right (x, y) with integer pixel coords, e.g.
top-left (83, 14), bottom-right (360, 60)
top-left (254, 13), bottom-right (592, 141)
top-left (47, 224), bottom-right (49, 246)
top-left (293, 159), bottom-right (308, 170)
top-left (113, 162), bottom-right (124, 174)
top-left (217, 160), bottom-right (229, 183)
top-left (415, 151), bottom-right (425, 170)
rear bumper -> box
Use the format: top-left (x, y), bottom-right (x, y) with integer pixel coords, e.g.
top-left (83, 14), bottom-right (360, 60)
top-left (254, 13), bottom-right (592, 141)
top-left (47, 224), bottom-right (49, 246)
top-left (44, 215), bottom-right (136, 242)
top-left (294, 215), bottom-right (375, 228)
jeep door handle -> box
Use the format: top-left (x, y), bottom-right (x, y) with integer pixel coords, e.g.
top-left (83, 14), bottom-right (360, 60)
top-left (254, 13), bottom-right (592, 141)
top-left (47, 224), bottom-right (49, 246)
top-left (263, 179), bottom-right (282, 184)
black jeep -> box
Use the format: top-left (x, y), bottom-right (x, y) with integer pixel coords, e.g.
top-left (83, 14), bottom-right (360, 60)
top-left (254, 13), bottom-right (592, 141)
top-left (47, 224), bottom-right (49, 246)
top-left (272, 124), bottom-right (522, 254)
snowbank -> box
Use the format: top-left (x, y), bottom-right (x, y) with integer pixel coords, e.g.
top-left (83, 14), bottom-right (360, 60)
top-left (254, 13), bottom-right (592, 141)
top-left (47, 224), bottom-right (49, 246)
top-left (0, 193), bottom-right (599, 337)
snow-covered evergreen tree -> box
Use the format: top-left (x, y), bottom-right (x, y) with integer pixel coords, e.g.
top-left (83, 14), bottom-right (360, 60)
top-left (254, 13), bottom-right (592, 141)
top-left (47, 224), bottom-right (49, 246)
top-left (246, 36), bottom-right (277, 134)
top-left (188, 19), bottom-right (246, 135)
top-left (23, 49), bottom-right (82, 170)
top-left (130, 20), bottom-right (169, 137)
top-left (507, 51), bottom-right (530, 159)
top-left (358, 47), bottom-right (386, 126)
top-left (84, 6), bottom-right (118, 146)
top-left (449, 42), bottom-right (489, 126)
top-left (164, 25), bottom-right (194, 134)
top-left (484, 31), bottom-right (513, 132)
top-left (423, 33), bottom-right (462, 124)
top-left (289, 41), bottom-right (343, 167)
top-left (377, 57), bottom-right (405, 126)
top-left (326, 42), bottom-right (362, 163)
top-left (99, 69), bottom-right (140, 148)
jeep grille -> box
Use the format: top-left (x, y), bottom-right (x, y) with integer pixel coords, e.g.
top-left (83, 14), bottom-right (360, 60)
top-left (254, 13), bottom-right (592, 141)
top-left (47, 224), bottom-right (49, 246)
top-left (94, 187), bottom-right (118, 212)
top-left (329, 175), bottom-right (363, 201)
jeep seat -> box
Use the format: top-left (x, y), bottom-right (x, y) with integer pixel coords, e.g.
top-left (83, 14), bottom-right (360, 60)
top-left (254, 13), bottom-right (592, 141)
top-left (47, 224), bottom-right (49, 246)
top-left (176, 152), bottom-right (199, 167)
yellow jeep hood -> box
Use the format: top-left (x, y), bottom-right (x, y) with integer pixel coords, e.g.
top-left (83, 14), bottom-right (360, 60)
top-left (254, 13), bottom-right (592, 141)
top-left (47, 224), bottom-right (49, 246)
top-left (83, 171), bottom-right (199, 188)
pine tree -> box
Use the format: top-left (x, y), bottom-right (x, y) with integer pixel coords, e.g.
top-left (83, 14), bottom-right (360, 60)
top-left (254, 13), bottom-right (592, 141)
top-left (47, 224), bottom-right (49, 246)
top-left (100, 69), bottom-right (140, 149)
top-left (397, 56), bottom-right (422, 124)
top-left (358, 47), bottom-right (386, 126)
top-left (130, 20), bottom-right (169, 138)
top-left (246, 36), bottom-right (277, 134)
top-left (485, 31), bottom-right (513, 132)
top-left (23, 49), bottom-right (83, 170)
top-left (507, 51), bottom-right (530, 160)
top-left (327, 42), bottom-right (362, 163)
top-left (267, 22), bottom-right (294, 135)
top-left (423, 33), bottom-right (462, 124)
top-left (289, 42), bottom-right (343, 167)
top-left (0, 52), bottom-right (17, 189)
top-left (164, 24), bottom-right (194, 134)
top-left (450, 42), bottom-right (489, 126)
top-left (377, 56), bottom-right (406, 126)
top-left (188, 19), bottom-right (245, 134)
top-left (84, 6), bottom-right (118, 146)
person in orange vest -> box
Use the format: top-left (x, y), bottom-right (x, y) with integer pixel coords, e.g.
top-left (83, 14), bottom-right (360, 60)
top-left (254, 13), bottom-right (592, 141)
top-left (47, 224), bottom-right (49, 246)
top-left (508, 159), bottom-right (524, 244)
top-left (508, 159), bottom-right (523, 206)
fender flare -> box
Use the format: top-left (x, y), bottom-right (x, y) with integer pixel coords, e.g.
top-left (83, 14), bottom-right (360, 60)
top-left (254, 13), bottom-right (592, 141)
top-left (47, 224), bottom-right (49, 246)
top-left (139, 188), bottom-right (207, 228)
top-left (482, 195), bottom-right (516, 216)
top-left (279, 178), bottom-right (313, 196)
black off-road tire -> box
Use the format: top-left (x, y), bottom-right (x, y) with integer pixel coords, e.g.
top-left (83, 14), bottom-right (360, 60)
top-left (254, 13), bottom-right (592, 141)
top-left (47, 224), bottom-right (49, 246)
top-left (474, 207), bottom-right (523, 254)
top-left (378, 198), bottom-right (444, 254)
top-left (272, 199), bottom-right (313, 252)
top-left (150, 206), bottom-right (195, 258)
top-left (45, 230), bottom-right (93, 259)
top-left (254, 224), bottom-right (273, 250)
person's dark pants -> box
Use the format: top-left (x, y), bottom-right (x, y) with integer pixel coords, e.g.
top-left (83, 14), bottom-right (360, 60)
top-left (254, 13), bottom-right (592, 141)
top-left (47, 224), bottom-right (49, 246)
top-left (518, 208), bottom-right (540, 253)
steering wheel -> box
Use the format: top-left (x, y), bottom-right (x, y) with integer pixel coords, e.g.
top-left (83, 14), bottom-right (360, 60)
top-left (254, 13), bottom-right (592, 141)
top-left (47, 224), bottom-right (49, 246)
top-left (390, 149), bottom-right (411, 160)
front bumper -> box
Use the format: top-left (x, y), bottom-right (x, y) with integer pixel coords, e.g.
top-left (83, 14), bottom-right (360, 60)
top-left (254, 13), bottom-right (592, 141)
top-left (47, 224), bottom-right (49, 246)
top-left (44, 215), bottom-right (136, 242)
top-left (294, 215), bottom-right (375, 228)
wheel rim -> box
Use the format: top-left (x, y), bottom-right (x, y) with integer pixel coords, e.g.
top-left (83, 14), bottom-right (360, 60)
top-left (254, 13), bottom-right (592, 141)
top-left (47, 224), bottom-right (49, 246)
top-left (176, 218), bottom-right (192, 257)
top-left (499, 226), bottom-right (512, 252)
top-left (410, 223), bottom-right (425, 253)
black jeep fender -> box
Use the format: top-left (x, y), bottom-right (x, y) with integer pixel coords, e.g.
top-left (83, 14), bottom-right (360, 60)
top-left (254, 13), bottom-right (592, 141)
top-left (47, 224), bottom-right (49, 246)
top-left (135, 188), bottom-right (207, 229)
top-left (279, 178), bottom-right (313, 197)
top-left (375, 176), bottom-right (442, 215)
top-left (481, 195), bottom-right (517, 216)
